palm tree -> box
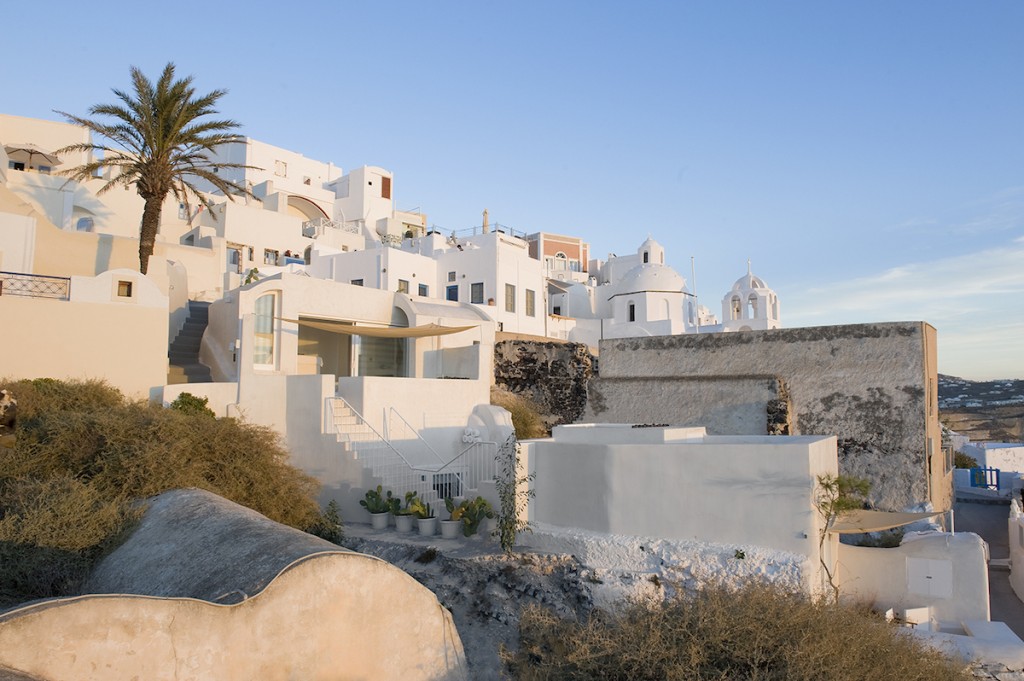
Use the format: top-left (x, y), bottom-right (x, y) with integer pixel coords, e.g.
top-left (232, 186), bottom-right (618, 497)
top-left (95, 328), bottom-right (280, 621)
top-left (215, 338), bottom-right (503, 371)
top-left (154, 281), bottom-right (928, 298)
top-left (57, 63), bottom-right (252, 274)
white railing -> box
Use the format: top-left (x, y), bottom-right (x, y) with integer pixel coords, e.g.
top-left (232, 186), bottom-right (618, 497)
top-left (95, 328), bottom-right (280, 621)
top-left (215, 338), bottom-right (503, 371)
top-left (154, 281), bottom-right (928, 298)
top-left (328, 397), bottom-right (506, 507)
top-left (302, 217), bottom-right (360, 238)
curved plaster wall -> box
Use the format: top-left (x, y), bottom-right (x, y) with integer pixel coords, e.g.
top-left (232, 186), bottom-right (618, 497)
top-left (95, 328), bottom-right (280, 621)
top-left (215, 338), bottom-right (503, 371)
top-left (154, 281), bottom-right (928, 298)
top-left (0, 489), bottom-right (467, 681)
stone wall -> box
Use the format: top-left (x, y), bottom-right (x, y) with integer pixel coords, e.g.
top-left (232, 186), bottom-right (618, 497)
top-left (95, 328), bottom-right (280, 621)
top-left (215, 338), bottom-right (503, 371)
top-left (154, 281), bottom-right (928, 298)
top-left (494, 340), bottom-right (594, 426)
top-left (585, 375), bottom-right (789, 435)
top-left (588, 322), bottom-right (946, 512)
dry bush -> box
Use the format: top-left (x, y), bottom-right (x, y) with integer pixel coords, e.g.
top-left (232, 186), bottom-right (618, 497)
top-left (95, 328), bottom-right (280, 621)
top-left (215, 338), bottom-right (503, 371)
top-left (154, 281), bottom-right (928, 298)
top-left (490, 387), bottom-right (549, 439)
top-left (0, 476), bottom-right (139, 605)
top-left (0, 378), bottom-right (324, 607)
top-left (505, 583), bottom-right (969, 680)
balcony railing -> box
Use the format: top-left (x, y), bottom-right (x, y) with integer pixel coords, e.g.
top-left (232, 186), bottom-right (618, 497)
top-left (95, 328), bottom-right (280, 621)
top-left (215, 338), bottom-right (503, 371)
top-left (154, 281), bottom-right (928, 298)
top-left (302, 217), bottom-right (360, 238)
top-left (450, 223), bottom-right (529, 240)
top-left (0, 271), bottom-right (70, 300)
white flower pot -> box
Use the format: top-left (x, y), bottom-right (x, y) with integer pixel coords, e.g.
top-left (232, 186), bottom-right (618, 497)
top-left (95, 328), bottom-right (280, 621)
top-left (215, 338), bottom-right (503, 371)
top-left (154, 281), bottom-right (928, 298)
top-left (370, 512), bottom-right (389, 531)
top-left (417, 517), bottom-right (437, 536)
top-left (395, 514), bottom-right (415, 532)
top-left (440, 519), bottom-right (462, 539)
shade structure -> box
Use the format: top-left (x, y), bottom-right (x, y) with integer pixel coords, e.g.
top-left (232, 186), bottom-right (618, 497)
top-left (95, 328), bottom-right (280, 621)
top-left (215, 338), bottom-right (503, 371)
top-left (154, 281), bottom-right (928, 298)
top-left (278, 317), bottom-right (477, 339)
top-left (4, 143), bottom-right (62, 167)
top-left (829, 509), bottom-right (942, 534)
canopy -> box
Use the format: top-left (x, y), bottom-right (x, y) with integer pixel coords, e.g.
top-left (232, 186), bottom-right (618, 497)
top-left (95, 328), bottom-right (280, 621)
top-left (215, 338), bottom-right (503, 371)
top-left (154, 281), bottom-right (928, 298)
top-left (4, 143), bottom-right (62, 167)
top-left (829, 509), bottom-right (942, 534)
top-left (279, 317), bottom-right (477, 339)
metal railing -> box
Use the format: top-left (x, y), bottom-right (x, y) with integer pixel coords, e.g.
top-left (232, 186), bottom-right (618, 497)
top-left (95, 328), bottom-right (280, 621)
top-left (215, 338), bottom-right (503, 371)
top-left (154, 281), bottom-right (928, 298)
top-left (0, 271), bottom-right (71, 300)
top-left (450, 223), bottom-right (529, 240)
top-left (328, 396), bottom-right (505, 507)
top-left (386, 407), bottom-right (445, 467)
top-left (302, 217), bottom-right (360, 238)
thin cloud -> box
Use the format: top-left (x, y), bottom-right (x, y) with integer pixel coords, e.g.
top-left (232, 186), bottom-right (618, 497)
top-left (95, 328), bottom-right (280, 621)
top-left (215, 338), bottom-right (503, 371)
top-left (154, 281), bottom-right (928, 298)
top-left (785, 237), bottom-right (1024, 379)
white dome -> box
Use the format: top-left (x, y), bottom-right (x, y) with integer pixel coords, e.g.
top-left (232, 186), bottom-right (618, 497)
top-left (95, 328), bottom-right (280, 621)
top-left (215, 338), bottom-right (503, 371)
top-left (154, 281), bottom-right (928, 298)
top-left (730, 271), bottom-right (769, 292)
top-left (619, 263), bottom-right (686, 293)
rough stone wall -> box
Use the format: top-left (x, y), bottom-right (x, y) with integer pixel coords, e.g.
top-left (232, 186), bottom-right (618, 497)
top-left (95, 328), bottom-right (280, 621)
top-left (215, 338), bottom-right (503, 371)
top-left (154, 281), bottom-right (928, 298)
top-left (494, 340), bottom-right (594, 426)
top-left (592, 323), bottom-right (942, 512)
top-left (584, 376), bottom-right (788, 435)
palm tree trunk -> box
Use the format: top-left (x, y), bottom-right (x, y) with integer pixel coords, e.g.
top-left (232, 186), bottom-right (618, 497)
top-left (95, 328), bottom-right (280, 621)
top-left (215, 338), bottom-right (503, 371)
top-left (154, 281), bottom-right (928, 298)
top-left (138, 196), bottom-right (164, 275)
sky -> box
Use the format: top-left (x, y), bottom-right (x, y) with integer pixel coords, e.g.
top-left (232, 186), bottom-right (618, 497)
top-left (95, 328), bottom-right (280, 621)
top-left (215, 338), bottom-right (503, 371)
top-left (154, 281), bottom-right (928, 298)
top-left (5, 1), bottom-right (1022, 380)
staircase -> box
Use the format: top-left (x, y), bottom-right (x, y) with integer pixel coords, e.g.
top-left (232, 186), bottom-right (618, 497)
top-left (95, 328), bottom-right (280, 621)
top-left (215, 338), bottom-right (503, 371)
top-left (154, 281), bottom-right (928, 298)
top-left (328, 397), bottom-right (504, 509)
top-left (168, 301), bottom-right (213, 384)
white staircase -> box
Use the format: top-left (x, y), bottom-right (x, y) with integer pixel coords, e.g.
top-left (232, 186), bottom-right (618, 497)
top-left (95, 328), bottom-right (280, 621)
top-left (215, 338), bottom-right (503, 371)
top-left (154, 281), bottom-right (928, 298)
top-left (328, 397), bottom-right (504, 509)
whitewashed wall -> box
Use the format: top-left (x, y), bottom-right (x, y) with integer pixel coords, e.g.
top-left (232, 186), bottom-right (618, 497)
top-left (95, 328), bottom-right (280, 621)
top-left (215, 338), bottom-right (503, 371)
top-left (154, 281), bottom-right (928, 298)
top-left (837, 532), bottom-right (989, 626)
top-left (520, 425), bottom-right (838, 594)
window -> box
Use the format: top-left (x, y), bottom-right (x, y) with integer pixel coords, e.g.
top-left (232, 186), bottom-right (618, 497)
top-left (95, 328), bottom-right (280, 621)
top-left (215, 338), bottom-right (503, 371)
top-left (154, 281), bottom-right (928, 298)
top-left (397, 279), bottom-right (409, 294)
top-left (76, 217), bottom-right (94, 232)
top-left (8, 161), bottom-right (25, 171)
top-left (274, 160), bottom-right (287, 177)
top-left (254, 293), bottom-right (276, 367)
top-left (448, 271), bottom-right (457, 282)
top-left (227, 247), bottom-right (242, 274)
top-left (526, 289), bottom-right (536, 317)
top-left (178, 202), bottom-right (187, 220)
top-left (446, 285), bottom-right (459, 301)
top-left (351, 279), bottom-right (364, 286)
top-left (553, 306), bottom-right (561, 316)
top-left (731, 296), bottom-right (741, 320)
top-left (418, 283), bottom-right (429, 297)
top-left (381, 176), bottom-right (392, 199)
top-left (471, 282), bottom-right (484, 304)
top-left (264, 249), bottom-right (279, 265)
top-left (37, 165), bottom-right (51, 175)
top-left (117, 280), bottom-right (133, 298)
top-left (628, 303), bottom-right (636, 322)
top-left (247, 246), bottom-right (255, 261)
top-left (643, 251), bottom-right (649, 264)
top-left (505, 284), bottom-right (516, 313)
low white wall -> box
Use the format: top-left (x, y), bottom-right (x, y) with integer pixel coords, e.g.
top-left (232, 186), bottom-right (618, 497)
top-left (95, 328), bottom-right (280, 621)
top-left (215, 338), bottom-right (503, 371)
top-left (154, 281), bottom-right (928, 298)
top-left (520, 426), bottom-right (837, 594)
top-left (837, 532), bottom-right (989, 626)
top-left (0, 553), bottom-right (466, 681)
top-left (966, 443), bottom-right (1024, 478)
top-left (338, 376), bottom-right (489, 435)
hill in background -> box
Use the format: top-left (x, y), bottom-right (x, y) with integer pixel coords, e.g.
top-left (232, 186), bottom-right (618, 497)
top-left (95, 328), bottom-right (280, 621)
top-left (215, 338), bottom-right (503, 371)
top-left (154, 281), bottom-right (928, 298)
top-left (939, 374), bottom-right (1024, 443)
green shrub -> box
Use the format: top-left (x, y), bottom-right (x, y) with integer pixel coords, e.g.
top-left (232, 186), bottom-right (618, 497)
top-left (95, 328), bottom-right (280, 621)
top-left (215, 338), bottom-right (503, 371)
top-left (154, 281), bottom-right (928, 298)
top-left (505, 583), bottom-right (968, 680)
top-left (168, 392), bottom-right (216, 418)
top-left (307, 500), bottom-right (344, 545)
top-left (954, 451), bottom-right (979, 469)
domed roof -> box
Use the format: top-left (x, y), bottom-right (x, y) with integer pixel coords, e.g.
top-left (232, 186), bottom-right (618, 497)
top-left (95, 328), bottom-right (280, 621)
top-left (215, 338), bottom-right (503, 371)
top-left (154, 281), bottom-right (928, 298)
top-left (620, 263), bottom-right (686, 293)
top-left (638, 236), bottom-right (662, 253)
top-left (730, 270), bottom-right (769, 292)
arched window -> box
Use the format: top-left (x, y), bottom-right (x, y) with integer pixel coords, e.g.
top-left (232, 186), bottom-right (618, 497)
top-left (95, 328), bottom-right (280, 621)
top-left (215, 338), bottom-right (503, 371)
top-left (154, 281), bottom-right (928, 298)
top-left (643, 251), bottom-right (649, 264)
top-left (628, 302), bottom-right (636, 322)
top-left (76, 217), bottom-right (94, 232)
top-left (688, 302), bottom-right (695, 324)
top-left (731, 296), bottom-right (741, 320)
top-left (254, 293), bottom-right (276, 367)
top-left (748, 294), bottom-right (758, 319)
top-left (772, 295), bottom-right (779, 319)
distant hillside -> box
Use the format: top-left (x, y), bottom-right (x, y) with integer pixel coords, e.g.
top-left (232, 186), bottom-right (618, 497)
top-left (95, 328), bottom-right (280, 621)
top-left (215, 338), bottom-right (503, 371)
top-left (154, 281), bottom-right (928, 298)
top-left (939, 374), bottom-right (1024, 443)
top-left (938, 374), bottom-right (1024, 410)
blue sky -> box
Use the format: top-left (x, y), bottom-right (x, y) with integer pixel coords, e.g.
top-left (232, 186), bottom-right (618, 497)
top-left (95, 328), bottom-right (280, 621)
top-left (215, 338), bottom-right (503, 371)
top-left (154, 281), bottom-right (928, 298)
top-left (6, 2), bottom-right (1022, 379)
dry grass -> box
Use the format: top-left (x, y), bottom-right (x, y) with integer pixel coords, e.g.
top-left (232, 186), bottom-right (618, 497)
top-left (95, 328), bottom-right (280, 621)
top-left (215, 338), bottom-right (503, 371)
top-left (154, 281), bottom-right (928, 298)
top-left (504, 583), bottom-right (969, 680)
top-left (490, 387), bottom-right (549, 439)
top-left (0, 378), bottom-right (324, 607)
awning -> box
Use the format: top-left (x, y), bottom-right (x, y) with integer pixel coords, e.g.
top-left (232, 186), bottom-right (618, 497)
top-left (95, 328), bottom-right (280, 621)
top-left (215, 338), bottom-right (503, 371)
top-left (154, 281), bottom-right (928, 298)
top-left (278, 317), bottom-right (477, 338)
top-left (829, 509), bottom-right (943, 534)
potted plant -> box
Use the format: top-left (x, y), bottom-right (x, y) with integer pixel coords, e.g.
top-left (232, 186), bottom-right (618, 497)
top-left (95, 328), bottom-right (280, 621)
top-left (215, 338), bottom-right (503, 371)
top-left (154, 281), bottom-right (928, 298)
top-left (441, 497), bottom-right (464, 539)
top-left (394, 491), bottom-right (418, 533)
top-left (360, 485), bottom-right (396, 531)
top-left (409, 496), bottom-right (436, 536)
top-left (459, 496), bottom-right (495, 538)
